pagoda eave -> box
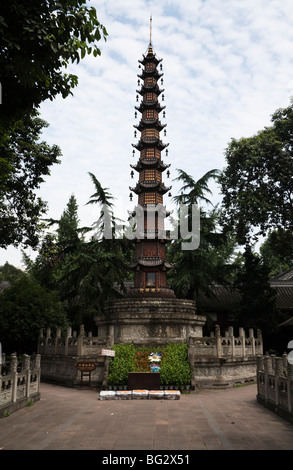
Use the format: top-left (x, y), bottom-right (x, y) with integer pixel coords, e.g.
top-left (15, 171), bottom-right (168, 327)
top-left (134, 121), bottom-right (166, 131)
top-left (130, 182), bottom-right (171, 194)
top-left (135, 103), bottom-right (166, 113)
top-left (129, 258), bottom-right (174, 269)
top-left (137, 87), bottom-right (164, 96)
top-left (130, 160), bottom-right (170, 171)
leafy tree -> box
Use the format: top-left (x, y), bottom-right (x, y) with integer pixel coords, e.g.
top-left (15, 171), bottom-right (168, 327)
top-left (24, 177), bottom-right (131, 329)
top-left (168, 169), bottom-right (239, 301)
top-left (260, 229), bottom-right (293, 277)
top-left (0, 113), bottom-right (61, 248)
top-left (233, 245), bottom-right (278, 350)
top-left (0, 273), bottom-right (67, 354)
top-left (0, 262), bottom-right (24, 283)
top-left (0, 0), bottom-right (108, 122)
top-left (220, 100), bottom-right (293, 245)
top-left (0, 1), bottom-right (107, 249)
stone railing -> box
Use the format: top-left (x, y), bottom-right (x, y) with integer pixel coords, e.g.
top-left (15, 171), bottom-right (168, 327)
top-left (38, 326), bottom-right (106, 357)
top-left (189, 326), bottom-right (263, 358)
top-left (257, 353), bottom-right (293, 424)
top-left (0, 353), bottom-right (41, 418)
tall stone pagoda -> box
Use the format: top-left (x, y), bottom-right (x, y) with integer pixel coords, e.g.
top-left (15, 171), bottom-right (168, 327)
top-left (97, 23), bottom-right (205, 346)
top-left (128, 26), bottom-right (175, 298)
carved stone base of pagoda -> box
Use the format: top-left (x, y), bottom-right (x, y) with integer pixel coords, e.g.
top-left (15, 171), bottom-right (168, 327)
top-left (94, 297), bottom-right (206, 346)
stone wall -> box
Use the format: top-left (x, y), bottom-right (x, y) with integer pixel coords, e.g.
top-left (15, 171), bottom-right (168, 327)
top-left (38, 324), bottom-right (262, 389)
top-left (0, 353), bottom-right (41, 418)
top-left (97, 297), bottom-right (206, 345)
top-left (257, 353), bottom-right (293, 424)
top-left (189, 326), bottom-right (263, 388)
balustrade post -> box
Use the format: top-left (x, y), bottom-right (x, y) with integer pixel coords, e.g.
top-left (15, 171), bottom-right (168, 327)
top-left (55, 327), bottom-right (61, 354)
top-left (23, 354), bottom-right (31, 398)
top-left (215, 325), bottom-right (222, 358)
top-left (288, 362), bottom-right (293, 413)
top-left (263, 353), bottom-right (271, 401)
top-left (249, 328), bottom-right (255, 355)
top-left (275, 357), bottom-right (283, 406)
top-left (45, 328), bottom-right (51, 354)
top-left (239, 327), bottom-right (246, 357)
top-left (228, 326), bottom-right (235, 357)
top-left (10, 353), bottom-right (18, 403)
top-left (65, 327), bottom-right (72, 356)
top-left (77, 325), bottom-right (86, 356)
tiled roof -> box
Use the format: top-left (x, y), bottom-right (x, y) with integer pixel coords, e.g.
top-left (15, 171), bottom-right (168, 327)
top-left (196, 283), bottom-right (293, 311)
top-left (271, 267), bottom-right (293, 282)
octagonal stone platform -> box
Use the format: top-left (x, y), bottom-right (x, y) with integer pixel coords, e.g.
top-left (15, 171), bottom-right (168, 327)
top-left (94, 297), bottom-right (206, 346)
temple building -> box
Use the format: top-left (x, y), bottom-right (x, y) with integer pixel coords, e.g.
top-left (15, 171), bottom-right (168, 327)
top-left (128, 37), bottom-right (175, 298)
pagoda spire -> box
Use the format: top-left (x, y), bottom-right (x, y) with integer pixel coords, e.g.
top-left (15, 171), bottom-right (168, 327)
top-left (128, 31), bottom-right (175, 298)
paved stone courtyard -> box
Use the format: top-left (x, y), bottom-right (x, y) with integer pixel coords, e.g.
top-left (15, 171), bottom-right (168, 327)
top-left (0, 382), bottom-right (293, 451)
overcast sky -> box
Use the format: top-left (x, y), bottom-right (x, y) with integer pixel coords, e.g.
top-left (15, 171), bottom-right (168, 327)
top-left (2, 0), bottom-right (293, 268)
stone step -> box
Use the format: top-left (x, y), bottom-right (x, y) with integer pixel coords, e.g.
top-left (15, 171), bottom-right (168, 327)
top-left (99, 389), bottom-right (180, 400)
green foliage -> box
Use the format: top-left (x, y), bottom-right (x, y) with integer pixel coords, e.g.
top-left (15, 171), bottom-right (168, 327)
top-left (233, 246), bottom-right (278, 343)
top-left (0, 113), bottom-right (61, 248)
top-left (108, 344), bottom-right (136, 386)
top-left (0, 273), bottom-right (67, 353)
top-left (0, 262), bottom-right (24, 283)
top-left (168, 169), bottom-right (240, 300)
top-left (108, 343), bottom-right (191, 387)
top-left (0, 0), bottom-right (108, 121)
top-left (220, 99), bottom-right (293, 245)
top-left (159, 343), bottom-right (191, 386)
top-left (260, 229), bottom-right (293, 277)
top-left (24, 179), bottom-right (131, 330)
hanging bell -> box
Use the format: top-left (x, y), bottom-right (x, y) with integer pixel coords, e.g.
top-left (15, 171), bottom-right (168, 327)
top-left (129, 193), bottom-right (133, 201)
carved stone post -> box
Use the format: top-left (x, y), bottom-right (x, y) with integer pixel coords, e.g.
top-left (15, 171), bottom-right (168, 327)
top-left (10, 353), bottom-right (18, 403)
top-left (249, 328), bottom-right (255, 355)
top-left (215, 325), bottom-right (222, 358)
top-left (65, 327), bottom-right (72, 356)
top-left (23, 354), bottom-right (31, 398)
top-left (77, 325), bottom-right (86, 356)
top-left (55, 327), bottom-right (61, 354)
top-left (275, 357), bottom-right (283, 406)
top-left (288, 362), bottom-right (293, 413)
top-left (227, 326), bottom-right (234, 357)
top-left (239, 327), bottom-right (246, 357)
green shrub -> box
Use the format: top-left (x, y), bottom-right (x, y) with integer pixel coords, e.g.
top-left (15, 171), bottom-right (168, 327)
top-left (107, 342), bottom-right (191, 387)
top-left (108, 343), bottom-right (136, 385)
top-left (160, 343), bottom-right (191, 386)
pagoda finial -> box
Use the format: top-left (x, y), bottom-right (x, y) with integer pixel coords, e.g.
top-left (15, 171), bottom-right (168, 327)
top-left (148, 16), bottom-right (153, 55)
top-left (150, 15), bottom-right (152, 44)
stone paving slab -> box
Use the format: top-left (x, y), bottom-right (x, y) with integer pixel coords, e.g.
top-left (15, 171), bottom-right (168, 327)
top-left (0, 382), bottom-right (293, 452)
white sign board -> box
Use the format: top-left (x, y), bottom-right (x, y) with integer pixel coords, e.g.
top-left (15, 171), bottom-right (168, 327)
top-left (101, 349), bottom-right (115, 357)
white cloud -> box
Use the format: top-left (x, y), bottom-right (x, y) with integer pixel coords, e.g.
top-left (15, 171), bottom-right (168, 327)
top-left (1, 0), bottom-right (293, 267)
